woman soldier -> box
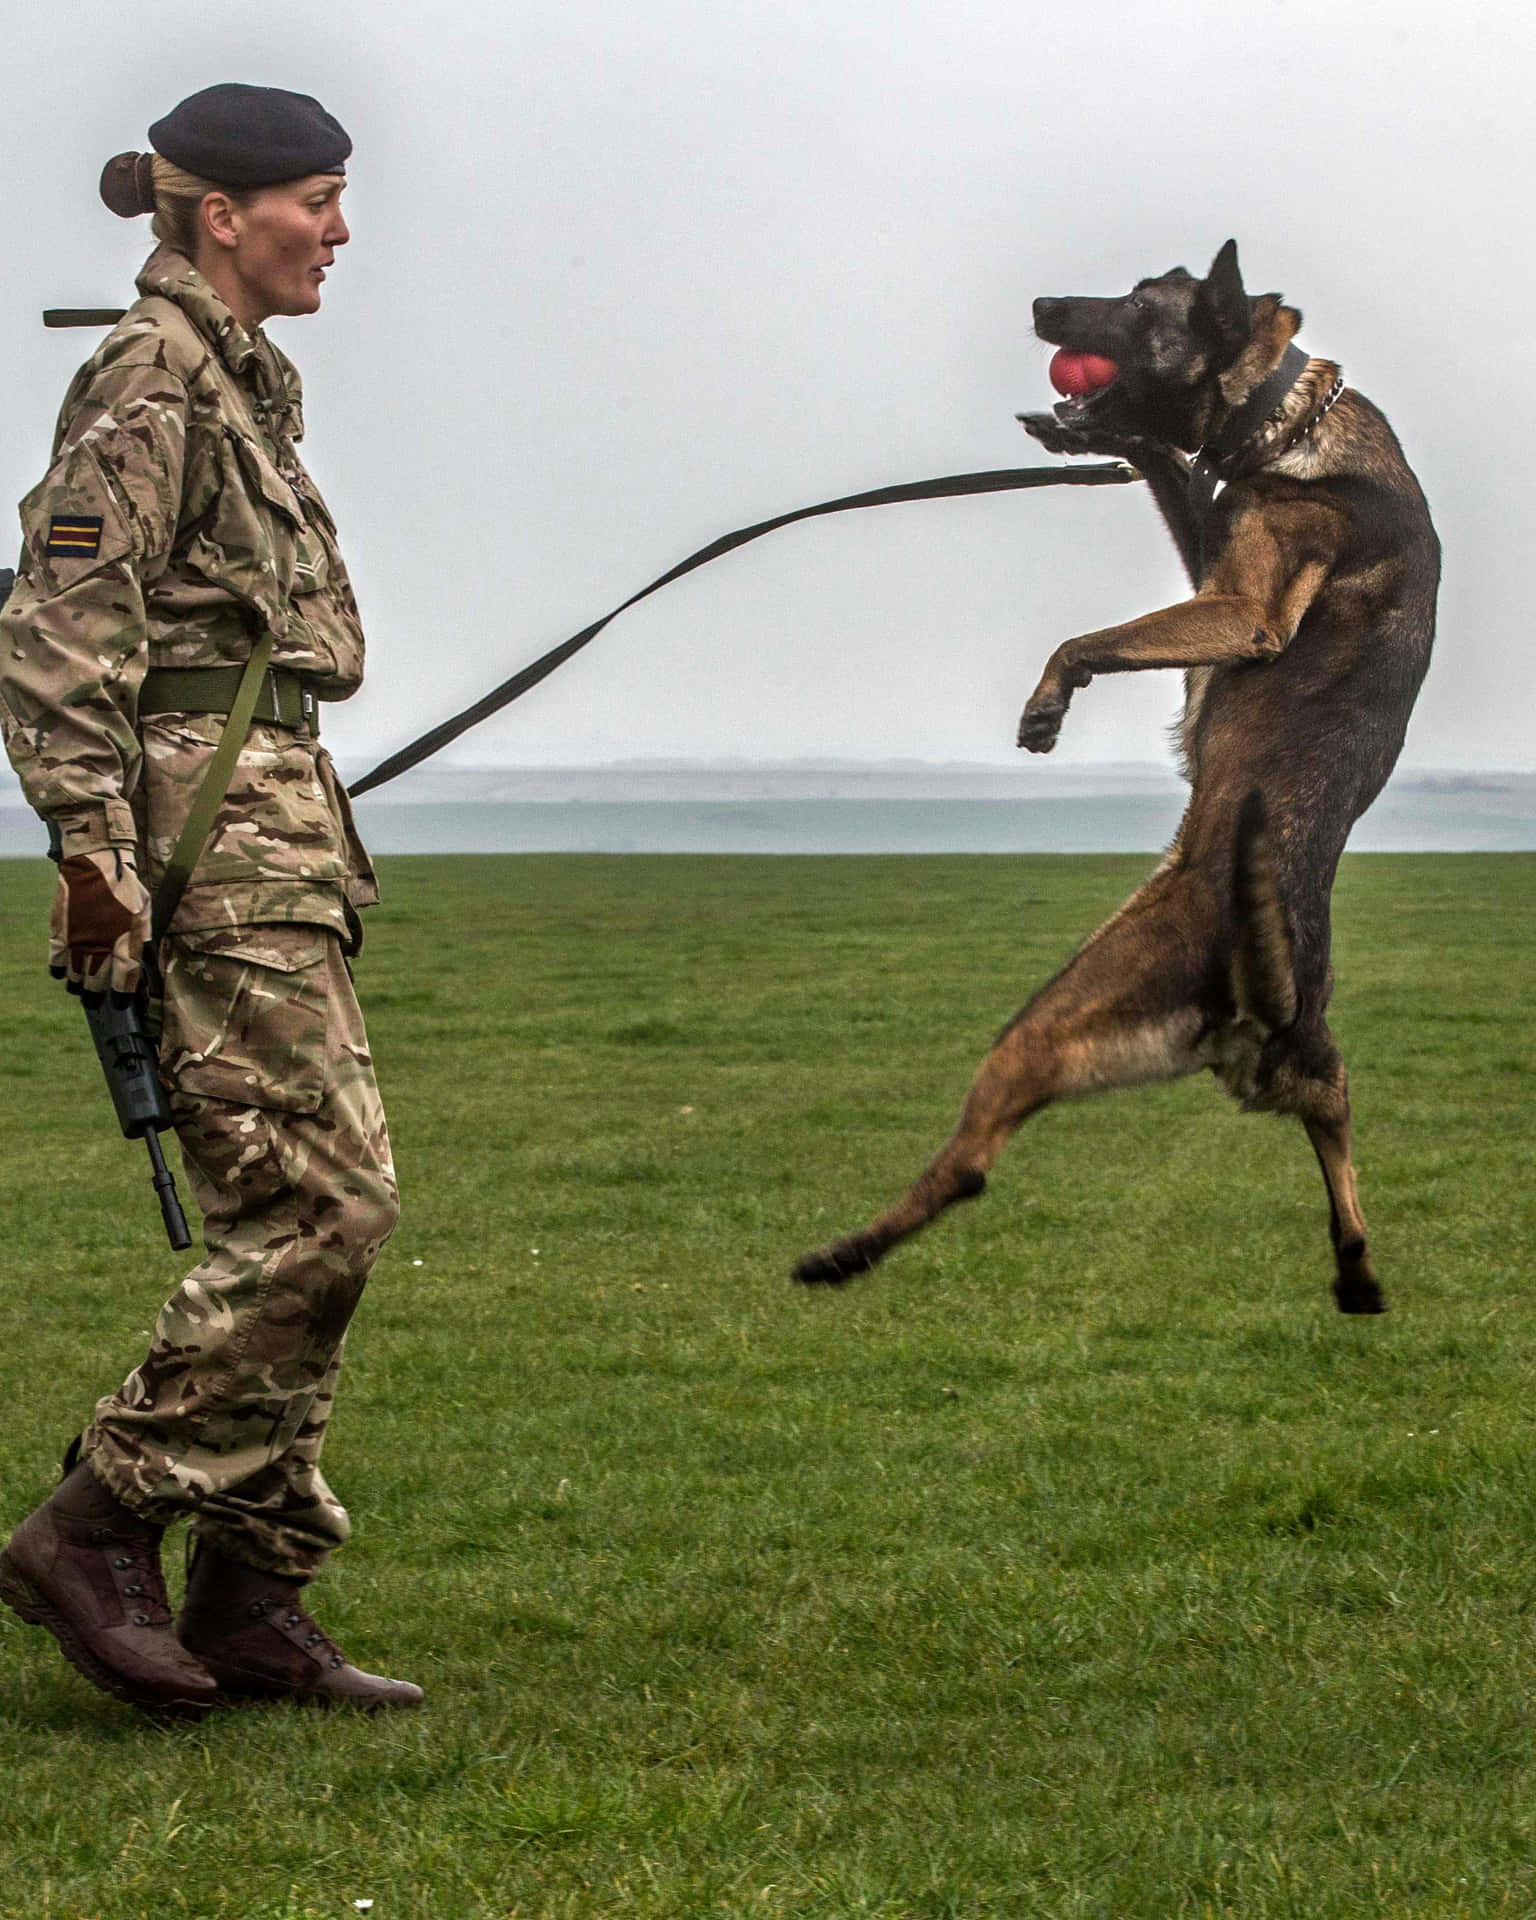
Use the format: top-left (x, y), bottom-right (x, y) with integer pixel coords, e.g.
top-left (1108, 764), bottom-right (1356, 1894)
top-left (0, 84), bottom-right (419, 1713)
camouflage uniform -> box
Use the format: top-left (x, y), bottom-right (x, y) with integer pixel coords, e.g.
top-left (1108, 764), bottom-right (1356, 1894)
top-left (0, 245), bottom-right (397, 1580)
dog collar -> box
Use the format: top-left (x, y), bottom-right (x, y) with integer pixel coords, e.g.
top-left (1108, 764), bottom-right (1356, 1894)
top-left (1190, 352), bottom-right (1346, 528)
top-left (1201, 341), bottom-right (1312, 478)
top-left (1297, 369), bottom-right (1347, 443)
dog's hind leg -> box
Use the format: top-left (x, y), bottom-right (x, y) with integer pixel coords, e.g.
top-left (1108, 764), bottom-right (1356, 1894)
top-left (1308, 1101), bottom-right (1382, 1314)
top-left (793, 868), bottom-right (1217, 1284)
top-left (1243, 1024), bottom-right (1384, 1315)
top-left (1297, 1053), bottom-right (1382, 1315)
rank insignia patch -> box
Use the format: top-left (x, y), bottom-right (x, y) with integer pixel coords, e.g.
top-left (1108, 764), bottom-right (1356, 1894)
top-left (45, 515), bottom-right (104, 559)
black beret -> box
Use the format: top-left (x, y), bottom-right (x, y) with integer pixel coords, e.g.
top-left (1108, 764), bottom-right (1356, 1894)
top-left (148, 83), bottom-right (350, 189)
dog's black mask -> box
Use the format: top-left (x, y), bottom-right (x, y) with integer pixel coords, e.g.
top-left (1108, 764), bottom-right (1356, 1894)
top-left (1032, 240), bottom-right (1255, 452)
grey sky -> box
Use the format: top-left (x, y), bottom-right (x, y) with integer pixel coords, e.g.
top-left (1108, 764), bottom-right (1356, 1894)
top-left (3, 0), bottom-right (1530, 798)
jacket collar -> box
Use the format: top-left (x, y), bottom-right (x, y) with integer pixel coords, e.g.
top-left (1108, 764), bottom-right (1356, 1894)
top-left (136, 245), bottom-right (304, 440)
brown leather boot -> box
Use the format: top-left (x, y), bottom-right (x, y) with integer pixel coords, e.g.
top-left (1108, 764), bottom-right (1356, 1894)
top-left (178, 1545), bottom-right (423, 1709)
top-left (0, 1460), bottom-right (219, 1716)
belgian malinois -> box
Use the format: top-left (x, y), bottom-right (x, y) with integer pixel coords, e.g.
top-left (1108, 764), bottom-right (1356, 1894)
top-left (793, 240), bottom-right (1440, 1312)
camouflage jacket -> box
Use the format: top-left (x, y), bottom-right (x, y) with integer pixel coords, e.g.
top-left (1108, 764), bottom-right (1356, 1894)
top-left (0, 245), bottom-right (376, 935)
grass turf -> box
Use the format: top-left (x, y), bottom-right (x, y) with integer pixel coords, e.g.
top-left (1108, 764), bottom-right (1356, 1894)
top-left (0, 849), bottom-right (1533, 1918)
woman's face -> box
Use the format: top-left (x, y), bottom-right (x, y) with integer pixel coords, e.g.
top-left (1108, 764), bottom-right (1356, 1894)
top-left (200, 174), bottom-right (349, 327)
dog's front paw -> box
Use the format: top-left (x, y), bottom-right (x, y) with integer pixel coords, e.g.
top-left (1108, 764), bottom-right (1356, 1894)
top-left (1017, 693), bottom-right (1067, 753)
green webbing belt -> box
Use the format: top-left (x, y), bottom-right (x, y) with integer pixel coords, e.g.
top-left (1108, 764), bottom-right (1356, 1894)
top-left (150, 633), bottom-right (274, 945)
top-left (140, 662), bottom-right (318, 733)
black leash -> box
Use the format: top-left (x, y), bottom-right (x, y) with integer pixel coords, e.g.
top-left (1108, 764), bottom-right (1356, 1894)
top-left (348, 461), bottom-right (1136, 797)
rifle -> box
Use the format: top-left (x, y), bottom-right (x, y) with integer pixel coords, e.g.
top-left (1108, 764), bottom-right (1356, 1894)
top-left (85, 988), bottom-right (191, 1251)
top-left (0, 563), bottom-right (191, 1251)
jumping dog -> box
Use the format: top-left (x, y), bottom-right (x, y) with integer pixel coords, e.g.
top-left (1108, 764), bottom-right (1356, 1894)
top-left (793, 241), bottom-right (1440, 1312)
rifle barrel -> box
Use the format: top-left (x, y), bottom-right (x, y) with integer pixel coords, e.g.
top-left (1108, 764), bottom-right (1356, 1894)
top-left (146, 1128), bottom-right (192, 1252)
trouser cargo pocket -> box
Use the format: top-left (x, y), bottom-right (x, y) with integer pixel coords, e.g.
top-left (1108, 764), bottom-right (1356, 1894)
top-left (159, 925), bottom-right (333, 1114)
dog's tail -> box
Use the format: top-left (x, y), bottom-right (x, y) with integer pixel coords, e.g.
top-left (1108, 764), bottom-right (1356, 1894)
top-left (1231, 790), bottom-right (1297, 1032)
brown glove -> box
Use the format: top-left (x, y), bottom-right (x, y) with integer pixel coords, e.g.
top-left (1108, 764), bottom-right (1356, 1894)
top-left (49, 848), bottom-right (152, 997)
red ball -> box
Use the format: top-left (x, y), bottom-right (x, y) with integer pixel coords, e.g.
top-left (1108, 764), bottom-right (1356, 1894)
top-left (1048, 348), bottom-right (1118, 398)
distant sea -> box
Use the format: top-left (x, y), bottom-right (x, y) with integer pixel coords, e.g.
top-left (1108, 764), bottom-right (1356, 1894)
top-left (3, 763), bottom-right (1534, 860)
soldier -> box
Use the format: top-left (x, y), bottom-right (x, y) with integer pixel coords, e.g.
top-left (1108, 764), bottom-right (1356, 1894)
top-left (0, 84), bottom-right (420, 1713)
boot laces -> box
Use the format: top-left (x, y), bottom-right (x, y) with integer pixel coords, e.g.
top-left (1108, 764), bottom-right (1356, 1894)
top-left (252, 1591), bottom-right (346, 1670)
top-left (106, 1534), bottom-right (173, 1626)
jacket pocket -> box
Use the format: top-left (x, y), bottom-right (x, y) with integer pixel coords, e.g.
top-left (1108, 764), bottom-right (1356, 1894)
top-left (140, 715), bottom-right (351, 893)
top-left (182, 429), bottom-right (305, 636)
top-left (160, 924), bottom-right (332, 1113)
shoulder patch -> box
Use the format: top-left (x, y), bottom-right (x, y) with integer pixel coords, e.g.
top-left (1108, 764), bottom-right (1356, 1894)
top-left (45, 516), bottom-right (104, 559)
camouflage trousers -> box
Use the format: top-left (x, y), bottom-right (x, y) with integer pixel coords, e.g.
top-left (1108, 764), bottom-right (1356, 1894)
top-left (83, 924), bottom-right (398, 1581)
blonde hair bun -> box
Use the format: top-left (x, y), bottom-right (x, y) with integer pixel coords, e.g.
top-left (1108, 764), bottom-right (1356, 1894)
top-left (99, 151), bottom-right (158, 218)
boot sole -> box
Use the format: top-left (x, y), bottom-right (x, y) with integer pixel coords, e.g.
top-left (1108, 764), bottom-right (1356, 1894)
top-left (190, 1649), bottom-right (422, 1711)
top-left (0, 1551), bottom-right (215, 1720)
top-left (201, 1666), bottom-right (422, 1710)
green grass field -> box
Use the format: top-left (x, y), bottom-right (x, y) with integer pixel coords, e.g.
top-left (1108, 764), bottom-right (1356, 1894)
top-left (1, 850), bottom-right (1533, 1918)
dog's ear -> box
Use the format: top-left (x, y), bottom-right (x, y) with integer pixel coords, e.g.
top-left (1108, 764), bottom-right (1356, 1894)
top-left (1218, 294), bottom-right (1303, 405)
top-left (1206, 239), bottom-right (1245, 311)
top-left (1196, 239), bottom-right (1251, 367)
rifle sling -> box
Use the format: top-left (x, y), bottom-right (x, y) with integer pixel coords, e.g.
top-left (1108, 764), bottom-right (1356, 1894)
top-left (150, 633), bottom-right (275, 945)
